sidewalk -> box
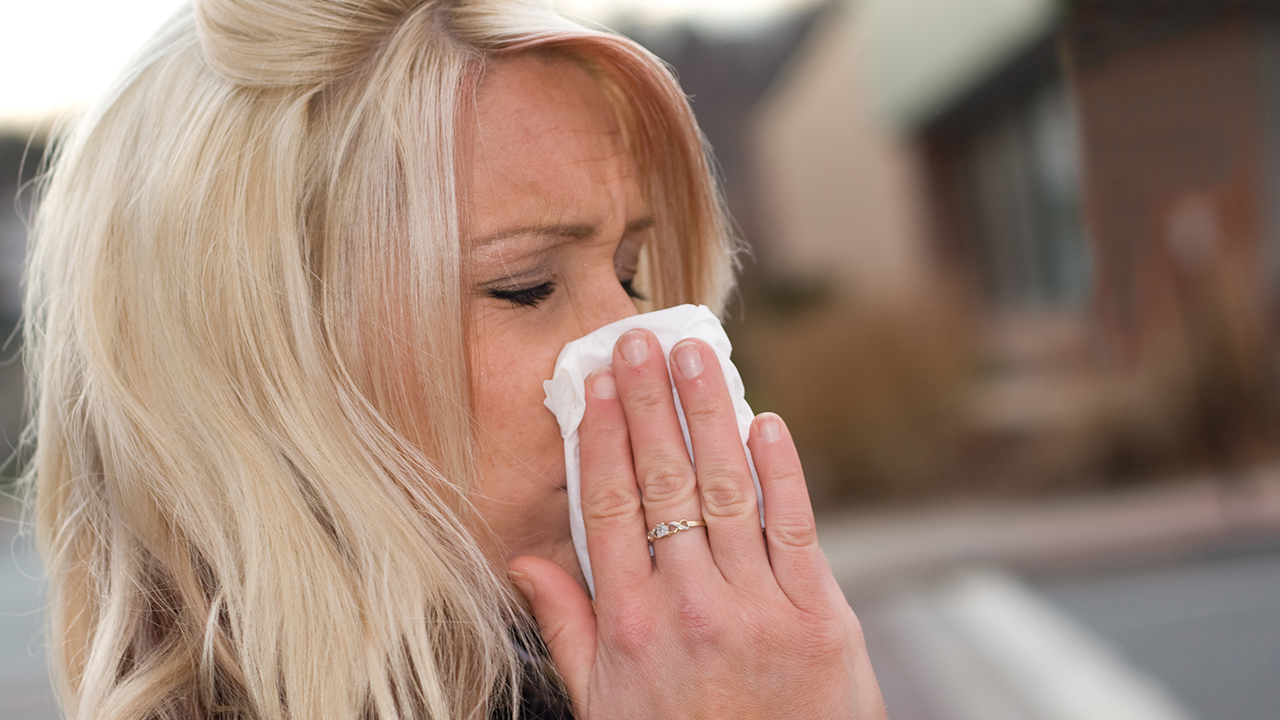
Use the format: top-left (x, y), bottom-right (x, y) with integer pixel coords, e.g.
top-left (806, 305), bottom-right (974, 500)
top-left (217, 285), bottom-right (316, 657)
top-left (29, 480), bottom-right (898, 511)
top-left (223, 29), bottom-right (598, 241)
top-left (818, 470), bottom-right (1280, 592)
top-left (818, 472), bottom-right (1280, 720)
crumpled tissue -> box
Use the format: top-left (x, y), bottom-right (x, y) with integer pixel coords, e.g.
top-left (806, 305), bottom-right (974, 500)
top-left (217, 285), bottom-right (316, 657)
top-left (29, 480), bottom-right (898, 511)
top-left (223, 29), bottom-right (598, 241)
top-left (543, 304), bottom-right (761, 597)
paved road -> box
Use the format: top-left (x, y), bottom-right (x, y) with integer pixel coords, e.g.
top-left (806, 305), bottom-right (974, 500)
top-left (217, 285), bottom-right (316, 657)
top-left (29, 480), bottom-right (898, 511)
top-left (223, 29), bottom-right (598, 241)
top-left (856, 568), bottom-right (1200, 720)
top-left (1034, 540), bottom-right (1280, 720)
top-left (828, 477), bottom-right (1280, 720)
top-left (850, 543), bottom-right (1280, 720)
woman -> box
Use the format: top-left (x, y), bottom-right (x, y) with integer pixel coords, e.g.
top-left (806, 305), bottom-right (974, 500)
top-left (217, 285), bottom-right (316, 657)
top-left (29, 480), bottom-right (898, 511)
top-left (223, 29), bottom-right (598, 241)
top-left (23, 0), bottom-right (886, 718)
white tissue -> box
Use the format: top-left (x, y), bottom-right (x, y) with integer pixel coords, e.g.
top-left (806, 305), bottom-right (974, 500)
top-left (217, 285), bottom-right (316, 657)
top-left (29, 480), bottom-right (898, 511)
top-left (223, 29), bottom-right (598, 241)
top-left (543, 304), bottom-right (761, 598)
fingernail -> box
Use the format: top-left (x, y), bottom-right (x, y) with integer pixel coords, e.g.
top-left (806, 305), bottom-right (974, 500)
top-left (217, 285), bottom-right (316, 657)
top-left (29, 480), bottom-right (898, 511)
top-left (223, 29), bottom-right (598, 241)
top-left (673, 340), bottom-right (703, 379)
top-left (620, 329), bottom-right (649, 366)
top-left (508, 570), bottom-right (535, 601)
top-left (758, 413), bottom-right (782, 443)
top-left (590, 369), bottom-right (617, 399)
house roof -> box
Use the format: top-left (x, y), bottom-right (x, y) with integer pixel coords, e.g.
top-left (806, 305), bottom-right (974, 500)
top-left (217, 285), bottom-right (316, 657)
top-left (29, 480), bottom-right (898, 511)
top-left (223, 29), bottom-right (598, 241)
top-left (861, 0), bottom-right (1061, 130)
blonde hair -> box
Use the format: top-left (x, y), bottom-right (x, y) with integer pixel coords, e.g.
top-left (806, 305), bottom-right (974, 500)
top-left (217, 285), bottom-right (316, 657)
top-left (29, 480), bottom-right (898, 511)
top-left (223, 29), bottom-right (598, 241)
top-left (22, 1), bottom-right (735, 718)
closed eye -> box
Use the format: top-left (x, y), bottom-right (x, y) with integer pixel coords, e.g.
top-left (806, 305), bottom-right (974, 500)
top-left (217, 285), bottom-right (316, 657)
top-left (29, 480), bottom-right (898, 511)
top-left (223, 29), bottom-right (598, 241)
top-left (487, 276), bottom-right (643, 309)
top-left (488, 282), bottom-right (556, 308)
top-left (621, 278), bottom-right (646, 302)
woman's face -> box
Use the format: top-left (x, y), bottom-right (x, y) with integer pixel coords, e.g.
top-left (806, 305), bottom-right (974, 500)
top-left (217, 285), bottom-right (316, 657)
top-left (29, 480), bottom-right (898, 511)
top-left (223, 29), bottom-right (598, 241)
top-left (464, 54), bottom-right (650, 587)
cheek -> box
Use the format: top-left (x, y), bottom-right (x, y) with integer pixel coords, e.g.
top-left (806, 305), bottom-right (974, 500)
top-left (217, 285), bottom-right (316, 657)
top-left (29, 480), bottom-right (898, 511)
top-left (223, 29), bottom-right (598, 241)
top-left (469, 318), bottom-right (568, 506)
top-left (468, 322), bottom-right (577, 567)
top-left (475, 348), bottom-right (548, 456)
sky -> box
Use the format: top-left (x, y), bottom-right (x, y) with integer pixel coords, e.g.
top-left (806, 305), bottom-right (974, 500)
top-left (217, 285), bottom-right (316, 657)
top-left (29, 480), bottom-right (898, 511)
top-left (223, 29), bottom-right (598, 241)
top-left (0, 0), bottom-right (811, 127)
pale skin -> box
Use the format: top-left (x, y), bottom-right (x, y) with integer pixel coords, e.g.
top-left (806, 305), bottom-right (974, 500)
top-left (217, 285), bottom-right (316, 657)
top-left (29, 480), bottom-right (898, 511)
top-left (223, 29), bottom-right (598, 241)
top-left (466, 53), bottom-right (886, 719)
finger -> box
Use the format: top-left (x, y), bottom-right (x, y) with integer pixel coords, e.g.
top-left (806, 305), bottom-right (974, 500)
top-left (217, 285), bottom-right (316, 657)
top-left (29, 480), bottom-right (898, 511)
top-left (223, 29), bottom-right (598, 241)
top-left (579, 367), bottom-right (653, 597)
top-left (508, 556), bottom-right (596, 699)
top-left (668, 339), bottom-right (767, 583)
top-left (613, 329), bottom-right (713, 571)
top-left (748, 413), bottom-right (842, 611)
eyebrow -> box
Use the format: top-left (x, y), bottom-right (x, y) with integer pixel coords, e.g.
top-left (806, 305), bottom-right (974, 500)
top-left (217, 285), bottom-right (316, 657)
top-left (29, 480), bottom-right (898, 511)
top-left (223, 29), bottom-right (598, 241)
top-left (472, 216), bottom-right (656, 247)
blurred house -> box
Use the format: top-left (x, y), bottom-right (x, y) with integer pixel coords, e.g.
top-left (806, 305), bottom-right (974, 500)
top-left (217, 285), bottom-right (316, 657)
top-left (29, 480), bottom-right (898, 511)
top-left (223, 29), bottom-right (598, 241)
top-left (743, 0), bottom-right (1280, 502)
top-left (0, 132), bottom-right (43, 478)
top-left (616, 14), bottom-right (822, 252)
top-left (0, 135), bottom-right (37, 325)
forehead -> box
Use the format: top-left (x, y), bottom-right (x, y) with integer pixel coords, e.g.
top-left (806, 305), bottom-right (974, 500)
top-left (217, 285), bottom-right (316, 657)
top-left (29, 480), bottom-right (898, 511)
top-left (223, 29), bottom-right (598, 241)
top-left (465, 53), bottom-right (644, 241)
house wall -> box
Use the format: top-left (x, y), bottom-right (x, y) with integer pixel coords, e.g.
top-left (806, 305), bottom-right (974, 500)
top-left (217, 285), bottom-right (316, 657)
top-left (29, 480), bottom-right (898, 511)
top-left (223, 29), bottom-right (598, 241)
top-left (1067, 12), bottom-right (1280, 468)
top-left (749, 4), bottom-right (934, 305)
top-left (1070, 18), bottom-right (1269, 365)
top-left (741, 3), bottom-right (1280, 497)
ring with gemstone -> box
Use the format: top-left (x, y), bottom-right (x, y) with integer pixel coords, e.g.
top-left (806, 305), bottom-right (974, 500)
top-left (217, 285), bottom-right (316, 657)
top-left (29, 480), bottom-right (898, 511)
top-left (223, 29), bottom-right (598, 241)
top-left (647, 519), bottom-right (707, 543)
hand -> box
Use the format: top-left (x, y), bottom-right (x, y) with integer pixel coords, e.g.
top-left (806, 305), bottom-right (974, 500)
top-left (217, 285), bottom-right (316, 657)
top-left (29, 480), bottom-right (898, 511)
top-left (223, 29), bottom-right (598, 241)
top-left (509, 329), bottom-right (886, 719)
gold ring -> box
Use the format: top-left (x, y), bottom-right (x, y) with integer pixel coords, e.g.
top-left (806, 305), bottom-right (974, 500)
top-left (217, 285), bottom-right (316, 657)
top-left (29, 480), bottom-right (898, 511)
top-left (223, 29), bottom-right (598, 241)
top-left (647, 519), bottom-right (706, 543)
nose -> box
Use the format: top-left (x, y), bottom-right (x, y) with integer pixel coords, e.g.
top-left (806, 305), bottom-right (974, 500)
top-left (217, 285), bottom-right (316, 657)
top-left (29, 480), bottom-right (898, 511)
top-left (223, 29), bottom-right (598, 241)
top-left (568, 271), bottom-right (641, 341)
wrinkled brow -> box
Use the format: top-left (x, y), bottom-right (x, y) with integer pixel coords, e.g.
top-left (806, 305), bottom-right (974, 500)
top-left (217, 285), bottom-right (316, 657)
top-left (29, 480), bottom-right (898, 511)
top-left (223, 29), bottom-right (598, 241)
top-left (472, 217), bottom-right (654, 248)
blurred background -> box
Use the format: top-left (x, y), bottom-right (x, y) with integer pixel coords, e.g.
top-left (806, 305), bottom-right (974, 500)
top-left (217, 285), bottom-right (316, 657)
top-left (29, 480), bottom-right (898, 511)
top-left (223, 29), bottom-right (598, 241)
top-left (3, 0), bottom-right (1280, 718)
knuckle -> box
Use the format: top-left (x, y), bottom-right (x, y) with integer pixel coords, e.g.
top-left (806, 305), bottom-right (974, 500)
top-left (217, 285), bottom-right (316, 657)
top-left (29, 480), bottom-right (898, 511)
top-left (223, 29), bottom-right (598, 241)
top-left (586, 410), bottom-right (627, 436)
top-left (767, 462), bottom-right (806, 490)
top-left (768, 512), bottom-right (818, 548)
top-left (764, 606), bottom-right (850, 665)
top-left (538, 617), bottom-right (576, 657)
top-left (801, 617), bottom-right (854, 661)
top-left (733, 602), bottom-right (843, 665)
top-left (700, 477), bottom-right (752, 518)
top-left (583, 483), bottom-right (639, 523)
top-left (681, 399), bottom-right (722, 427)
top-left (626, 383), bottom-right (669, 413)
top-left (673, 599), bottom-right (720, 646)
top-left (606, 604), bottom-right (656, 656)
top-left (638, 461), bottom-right (693, 504)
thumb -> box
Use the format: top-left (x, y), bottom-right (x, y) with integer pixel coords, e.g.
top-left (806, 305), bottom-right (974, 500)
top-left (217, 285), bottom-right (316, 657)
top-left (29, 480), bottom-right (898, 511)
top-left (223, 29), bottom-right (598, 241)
top-left (508, 555), bottom-right (597, 697)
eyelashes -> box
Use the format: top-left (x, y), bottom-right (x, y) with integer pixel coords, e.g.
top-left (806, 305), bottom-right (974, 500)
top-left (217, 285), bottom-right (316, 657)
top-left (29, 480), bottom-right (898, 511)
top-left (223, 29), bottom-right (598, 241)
top-left (621, 279), bottom-right (647, 302)
top-left (487, 277), bottom-right (646, 309)
top-left (487, 282), bottom-right (557, 308)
